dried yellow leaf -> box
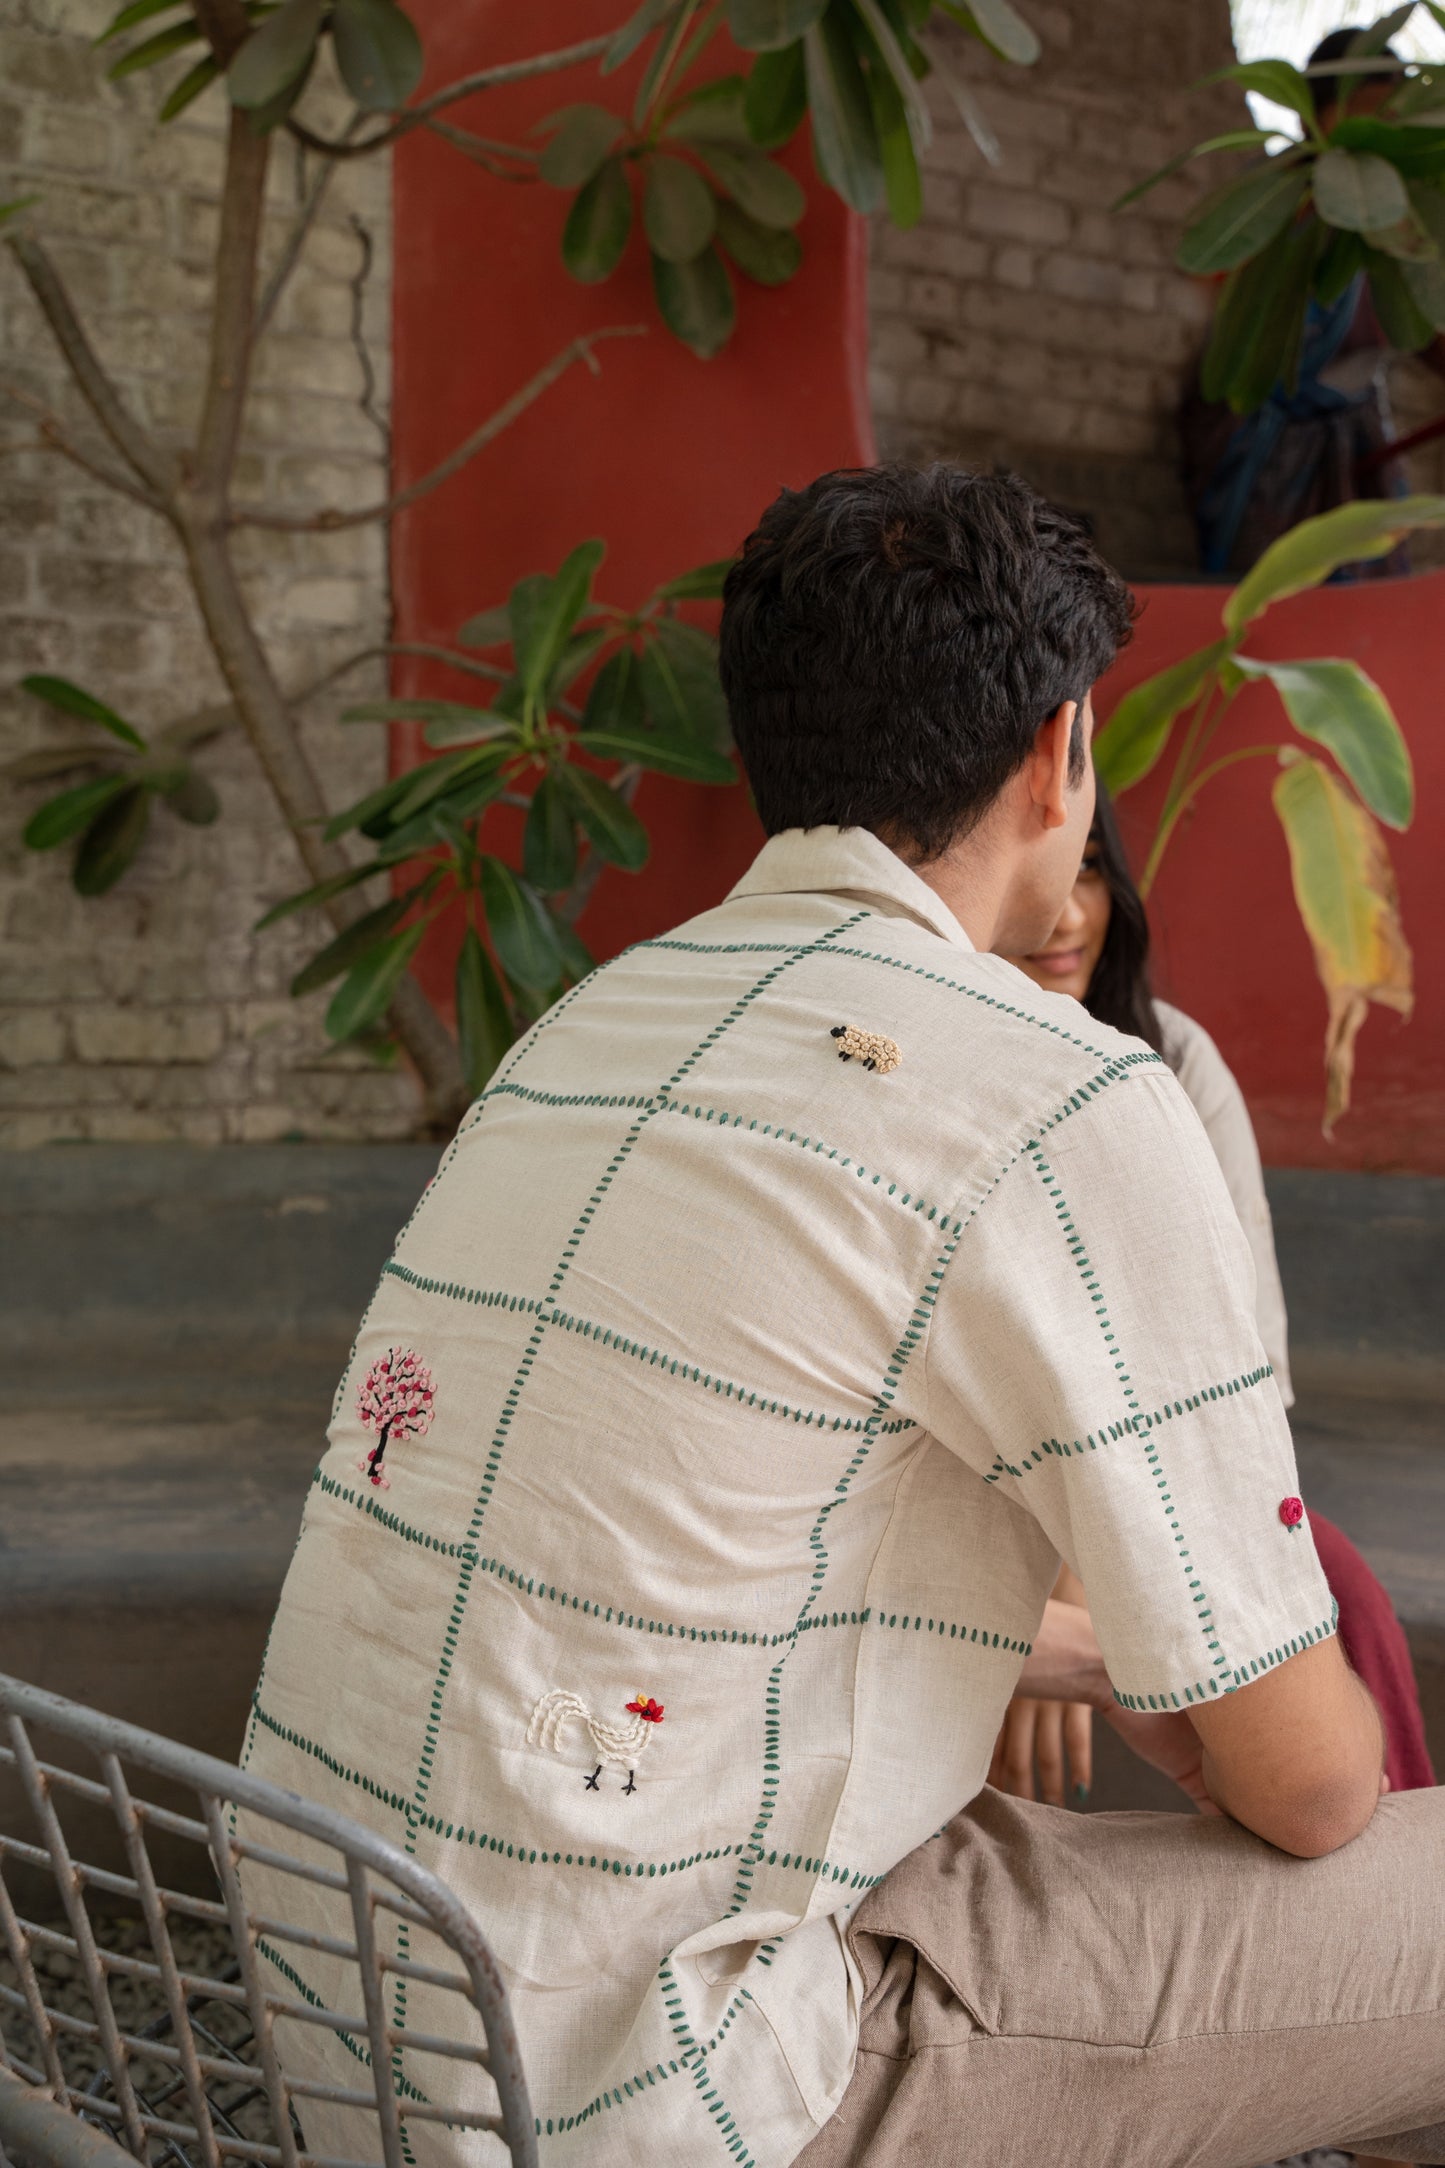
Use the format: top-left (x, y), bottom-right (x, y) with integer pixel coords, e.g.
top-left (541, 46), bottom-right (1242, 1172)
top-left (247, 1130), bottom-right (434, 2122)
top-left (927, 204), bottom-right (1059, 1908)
top-left (1271, 753), bottom-right (1412, 1135)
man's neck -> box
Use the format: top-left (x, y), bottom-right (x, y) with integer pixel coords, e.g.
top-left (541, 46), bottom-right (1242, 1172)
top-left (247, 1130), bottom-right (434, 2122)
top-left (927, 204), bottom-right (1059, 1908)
top-left (885, 820), bottom-right (1012, 952)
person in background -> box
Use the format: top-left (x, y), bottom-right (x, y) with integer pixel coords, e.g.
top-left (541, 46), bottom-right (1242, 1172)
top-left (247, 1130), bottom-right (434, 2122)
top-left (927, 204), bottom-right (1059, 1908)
top-left (1181, 28), bottom-right (1443, 578)
top-left (993, 784), bottom-right (1436, 1820)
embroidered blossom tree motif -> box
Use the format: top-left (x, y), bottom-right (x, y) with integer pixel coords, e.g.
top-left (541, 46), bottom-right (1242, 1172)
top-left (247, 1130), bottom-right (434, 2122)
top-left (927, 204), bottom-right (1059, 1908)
top-left (356, 1348), bottom-right (435, 1491)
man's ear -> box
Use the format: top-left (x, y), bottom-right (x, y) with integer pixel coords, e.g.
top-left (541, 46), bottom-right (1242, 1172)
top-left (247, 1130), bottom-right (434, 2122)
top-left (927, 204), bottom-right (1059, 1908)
top-left (1027, 699), bottom-right (1080, 833)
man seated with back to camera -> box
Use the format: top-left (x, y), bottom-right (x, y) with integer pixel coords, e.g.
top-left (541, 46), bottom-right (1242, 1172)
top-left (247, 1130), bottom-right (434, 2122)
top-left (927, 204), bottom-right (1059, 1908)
top-left (242, 462), bottom-right (1445, 2168)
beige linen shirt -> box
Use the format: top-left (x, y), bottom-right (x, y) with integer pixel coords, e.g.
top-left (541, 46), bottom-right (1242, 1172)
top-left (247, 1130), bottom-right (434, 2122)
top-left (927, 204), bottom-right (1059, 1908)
top-left (243, 826), bottom-right (1334, 2168)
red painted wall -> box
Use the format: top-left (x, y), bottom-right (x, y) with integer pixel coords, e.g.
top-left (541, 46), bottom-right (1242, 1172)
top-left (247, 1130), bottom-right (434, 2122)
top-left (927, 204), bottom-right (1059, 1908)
top-left (390, 0), bottom-right (867, 981)
top-left (392, 4), bottom-right (1441, 1173)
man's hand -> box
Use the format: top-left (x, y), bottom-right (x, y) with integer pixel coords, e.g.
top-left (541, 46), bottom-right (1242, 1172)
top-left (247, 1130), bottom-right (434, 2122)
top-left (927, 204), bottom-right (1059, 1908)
top-left (1101, 1703), bottom-right (1220, 1814)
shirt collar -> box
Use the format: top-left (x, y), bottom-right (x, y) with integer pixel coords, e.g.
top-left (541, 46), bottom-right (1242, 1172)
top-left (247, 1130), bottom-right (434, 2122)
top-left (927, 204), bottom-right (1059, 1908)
top-left (727, 826), bottom-right (975, 954)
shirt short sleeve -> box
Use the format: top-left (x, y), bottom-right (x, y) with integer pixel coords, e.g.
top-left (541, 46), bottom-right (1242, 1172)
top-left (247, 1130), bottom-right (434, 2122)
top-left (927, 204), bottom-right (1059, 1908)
top-left (924, 1061), bottom-right (1336, 1712)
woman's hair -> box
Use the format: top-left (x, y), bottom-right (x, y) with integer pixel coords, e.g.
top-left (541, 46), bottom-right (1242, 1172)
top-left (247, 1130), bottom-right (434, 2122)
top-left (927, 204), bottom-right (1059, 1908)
top-left (1081, 784), bottom-right (1164, 1054)
top-left (1307, 27), bottom-right (1403, 121)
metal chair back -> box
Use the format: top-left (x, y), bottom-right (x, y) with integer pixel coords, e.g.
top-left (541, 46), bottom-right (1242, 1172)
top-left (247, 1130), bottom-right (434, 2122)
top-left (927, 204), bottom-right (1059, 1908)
top-left (0, 1674), bottom-right (536, 2168)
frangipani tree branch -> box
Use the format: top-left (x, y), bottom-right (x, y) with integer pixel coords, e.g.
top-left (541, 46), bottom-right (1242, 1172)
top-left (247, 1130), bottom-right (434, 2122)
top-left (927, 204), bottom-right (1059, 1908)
top-left (0, 386), bottom-right (169, 511)
top-left (292, 644), bottom-right (509, 708)
top-left (254, 135), bottom-right (351, 341)
top-left (5, 235), bottom-right (177, 506)
top-left (421, 118), bottom-right (540, 176)
top-left (196, 110), bottom-right (268, 492)
top-left (190, 0), bottom-right (251, 65)
top-left (233, 325), bottom-right (646, 531)
top-left (283, 32), bottom-right (616, 160)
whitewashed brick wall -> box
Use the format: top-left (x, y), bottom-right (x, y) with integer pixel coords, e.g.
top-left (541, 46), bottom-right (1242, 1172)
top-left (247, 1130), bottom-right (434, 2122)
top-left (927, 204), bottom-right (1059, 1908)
top-left (869, 0), bottom-right (1243, 577)
top-left (0, 1), bottom-right (413, 1144)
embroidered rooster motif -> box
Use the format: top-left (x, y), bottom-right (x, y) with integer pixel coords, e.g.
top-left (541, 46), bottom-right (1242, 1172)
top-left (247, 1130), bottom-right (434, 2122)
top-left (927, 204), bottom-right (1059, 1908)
top-left (527, 1690), bottom-right (665, 1795)
top-left (830, 1023), bottom-right (901, 1074)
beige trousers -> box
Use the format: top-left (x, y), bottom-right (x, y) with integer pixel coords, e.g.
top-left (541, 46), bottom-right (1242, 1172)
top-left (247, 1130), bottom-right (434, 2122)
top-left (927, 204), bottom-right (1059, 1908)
top-left (798, 1787), bottom-right (1445, 2168)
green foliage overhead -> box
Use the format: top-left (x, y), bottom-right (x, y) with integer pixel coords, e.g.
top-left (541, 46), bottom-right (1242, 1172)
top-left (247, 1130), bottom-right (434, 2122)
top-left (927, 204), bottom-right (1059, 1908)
top-left (94, 0), bottom-right (1043, 353)
top-left (51, 0), bottom-right (1046, 1111)
top-left (1117, 5), bottom-right (1445, 410)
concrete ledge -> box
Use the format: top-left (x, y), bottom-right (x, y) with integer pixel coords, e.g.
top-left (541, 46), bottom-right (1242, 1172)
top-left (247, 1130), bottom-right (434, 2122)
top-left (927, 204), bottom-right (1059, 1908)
top-left (0, 1143), bottom-right (439, 1393)
top-left (1267, 1169), bottom-right (1445, 1398)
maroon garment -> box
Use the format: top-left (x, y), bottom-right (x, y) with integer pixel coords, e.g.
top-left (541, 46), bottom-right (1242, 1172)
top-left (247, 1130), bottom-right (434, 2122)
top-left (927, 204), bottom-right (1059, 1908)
top-left (1311, 1510), bottom-right (1436, 1793)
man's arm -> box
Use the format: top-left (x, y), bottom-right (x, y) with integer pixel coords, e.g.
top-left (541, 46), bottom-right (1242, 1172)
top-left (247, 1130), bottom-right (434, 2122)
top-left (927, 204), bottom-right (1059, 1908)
top-left (1190, 1634), bottom-right (1385, 1856)
top-left (1022, 1599), bottom-right (1386, 1856)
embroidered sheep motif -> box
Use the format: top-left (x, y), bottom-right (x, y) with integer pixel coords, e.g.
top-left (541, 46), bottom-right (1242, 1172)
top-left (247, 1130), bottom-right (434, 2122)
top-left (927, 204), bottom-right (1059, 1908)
top-left (830, 1023), bottom-right (901, 1074)
top-left (527, 1689), bottom-right (664, 1795)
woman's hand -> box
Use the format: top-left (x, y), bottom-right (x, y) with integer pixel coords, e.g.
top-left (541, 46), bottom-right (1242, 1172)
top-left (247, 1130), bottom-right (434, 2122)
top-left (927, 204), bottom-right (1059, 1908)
top-left (992, 1573), bottom-right (1101, 1805)
top-left (993, 1566), bottom-right (1221, 1814)
top-left (988, 1693), bottom-right (1093, 1806)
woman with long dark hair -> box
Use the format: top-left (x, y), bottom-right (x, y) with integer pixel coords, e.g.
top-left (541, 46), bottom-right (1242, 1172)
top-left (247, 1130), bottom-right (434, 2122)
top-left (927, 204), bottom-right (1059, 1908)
top-left (990, 786), bottom-right (1433, 1825)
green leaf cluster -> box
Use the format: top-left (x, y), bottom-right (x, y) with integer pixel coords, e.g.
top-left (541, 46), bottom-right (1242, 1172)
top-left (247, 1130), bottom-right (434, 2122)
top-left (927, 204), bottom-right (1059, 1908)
top-left (263, 542), bottom-right (735, 1093)
top-left (7, 677), bottom-right (224, 895)
top-left (95, 0), bottom-right (423, 128)
top-left (1091, 491), bottom-right (1439, 1126)
top-left (1095, 493), bottom-right (1441, 819)
top-left (541, 0), bottom-right (1039, 352)
top-left (1116, 10), bottom-right (1445, 410)
top-left (538, 76), bottom-right (808, 358)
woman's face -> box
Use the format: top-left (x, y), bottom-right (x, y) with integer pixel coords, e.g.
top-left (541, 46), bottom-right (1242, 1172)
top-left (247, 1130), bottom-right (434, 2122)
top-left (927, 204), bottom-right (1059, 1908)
top-left (1003, 840), bottom-right (1111, 1003)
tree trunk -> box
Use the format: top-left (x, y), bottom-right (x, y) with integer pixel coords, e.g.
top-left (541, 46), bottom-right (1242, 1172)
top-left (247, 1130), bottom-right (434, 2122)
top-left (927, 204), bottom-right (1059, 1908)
top-left (180, 519), bottom-right (467, 1132)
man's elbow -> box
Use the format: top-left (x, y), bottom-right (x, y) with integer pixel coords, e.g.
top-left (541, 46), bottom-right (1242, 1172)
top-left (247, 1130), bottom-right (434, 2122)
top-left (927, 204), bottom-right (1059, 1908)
top-left (1255, 1767), bottom-right (1384, 1859)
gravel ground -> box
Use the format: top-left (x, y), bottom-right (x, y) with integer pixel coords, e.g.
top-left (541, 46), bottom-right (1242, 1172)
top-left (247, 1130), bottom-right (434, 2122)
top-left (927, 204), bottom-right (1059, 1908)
top-left (0, 1910), bottom-right (279, 2155)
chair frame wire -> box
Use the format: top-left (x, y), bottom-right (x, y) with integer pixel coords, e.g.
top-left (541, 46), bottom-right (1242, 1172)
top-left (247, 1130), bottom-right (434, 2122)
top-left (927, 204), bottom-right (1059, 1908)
top-left (0, 1675), bottom-right (538, 2168)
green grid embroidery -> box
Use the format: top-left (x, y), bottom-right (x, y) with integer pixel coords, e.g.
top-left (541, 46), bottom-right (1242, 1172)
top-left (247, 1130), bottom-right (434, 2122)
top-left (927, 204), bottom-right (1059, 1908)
top-left (1025, 1141), bottom-right (1230, 1686)
top-left (265, 909), bottom-right (1167, 2160)
top-left (657, 1955), bottom-right (756, 2167)
top-left (1113, 1601), bottom-right (1339, 1709)
top-left (251, 1696), bottom-right (771, 1883)
top-left (637, 937), bottom-right (800, 958)
top-left (381, 1258), bottom-right (913, 1442)
top-left (816, 946), bottom-right (1170, 1067)
top-left (486, 947), bottom-right (627, 1096)
top-left (388, 912), bottom-right (871, 2074)
top-left (983, 1364), bottom-right (1277, 1483)
top-left (309, 1475), bottom-right (1042, 1660)
top-left (721, 1221), bottom-right (964, 1922)
top-left (537, 1964), bottom-right (758, 2149)
top-left (635, 930), bottom-right (1168, 1073)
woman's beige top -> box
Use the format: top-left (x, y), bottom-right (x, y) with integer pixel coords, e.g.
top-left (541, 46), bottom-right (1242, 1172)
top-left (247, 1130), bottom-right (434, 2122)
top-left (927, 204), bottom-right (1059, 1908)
top-left (1154, 1000), bottom-right (1293, 1407)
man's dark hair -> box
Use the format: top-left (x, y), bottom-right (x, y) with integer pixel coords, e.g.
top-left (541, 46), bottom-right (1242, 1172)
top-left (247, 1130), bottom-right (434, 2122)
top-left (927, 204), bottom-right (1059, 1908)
top-left (1307, 27), bottom-right (1404, 120)
top-left (719, 463), bottom-right (1134, 862)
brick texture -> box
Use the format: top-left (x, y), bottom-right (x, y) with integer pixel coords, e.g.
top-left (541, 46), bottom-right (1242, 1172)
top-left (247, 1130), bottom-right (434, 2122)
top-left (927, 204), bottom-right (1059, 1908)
top-left (869, 0), bottom-right (1245, 578)
top-left (5, 2), bottom-right (1440, 1146)
top-left (0, 0), bottom-right (415, 1144)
